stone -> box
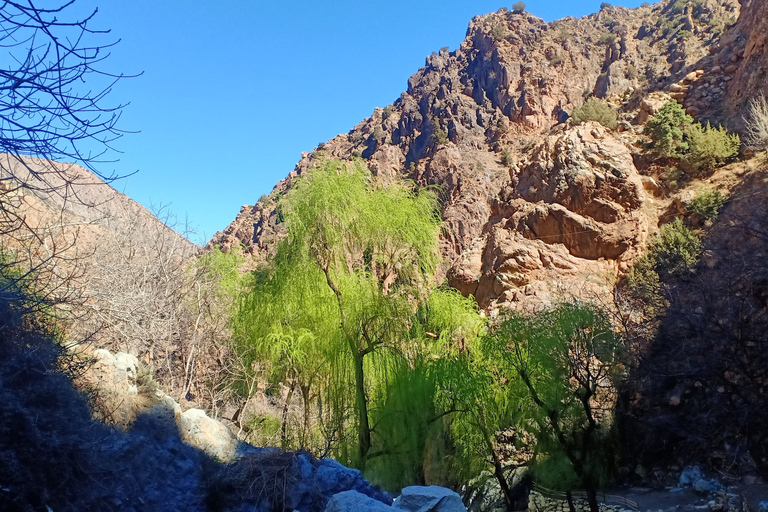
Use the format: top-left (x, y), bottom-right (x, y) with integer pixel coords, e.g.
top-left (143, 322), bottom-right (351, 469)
top-left (178, 408), bottom-right (238, 462)
top-left (680, 466), bottom-right (702, 486)
top-left (114, 352), bottom-right (139, 395)
top-left (325, 490), bottom-right (393, 512)
top-left (757, 502), bottom-right (768, 512)
top-left (693, 478), bottom-right (723, 494)
top-left (394, 486), bottom-right (467, 512)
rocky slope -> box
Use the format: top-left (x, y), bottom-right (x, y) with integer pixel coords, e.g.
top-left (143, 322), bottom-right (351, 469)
top-left (211, 0), bottom-right (748, 313)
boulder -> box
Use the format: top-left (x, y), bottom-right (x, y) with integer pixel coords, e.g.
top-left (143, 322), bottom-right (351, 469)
top-left (325, 490), bottom-right (393, 512)
top-left (393, 486), bottom-right (467, 512)
top-left (178, 408), bottom-right (238, 462)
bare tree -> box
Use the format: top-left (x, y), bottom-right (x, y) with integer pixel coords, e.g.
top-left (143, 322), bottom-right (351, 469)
top-left (0, 0), bottom-right (131, 312)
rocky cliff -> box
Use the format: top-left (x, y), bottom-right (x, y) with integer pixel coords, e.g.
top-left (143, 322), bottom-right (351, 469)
top-left (211, 0), bottom-right (752, 313)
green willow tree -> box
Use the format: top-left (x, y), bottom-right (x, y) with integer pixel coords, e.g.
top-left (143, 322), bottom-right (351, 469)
top-left (236, 159), bottom-right (442, 467)
top-left (485, 302), bottom-right (626, 512)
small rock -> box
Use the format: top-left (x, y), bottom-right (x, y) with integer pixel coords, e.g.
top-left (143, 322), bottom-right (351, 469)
top-left (680, 466), bottom-right (702, 486)
top-left (693, 478), bottom-right (722, 494)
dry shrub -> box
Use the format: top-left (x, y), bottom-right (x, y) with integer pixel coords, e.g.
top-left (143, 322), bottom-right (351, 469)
top-left (206, 449), bottom-right (317, 512)
top-left (744, 93), bottom-right (768, 151)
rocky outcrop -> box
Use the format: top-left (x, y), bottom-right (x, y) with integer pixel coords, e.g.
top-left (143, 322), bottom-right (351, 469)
top-left (723, 0), bottom-right (768, 128)
top-left (448, 123), bottom-right (647, 309)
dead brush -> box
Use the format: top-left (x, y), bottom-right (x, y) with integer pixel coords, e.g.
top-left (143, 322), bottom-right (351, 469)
top-left (205, 449), bottom-right (319, 512)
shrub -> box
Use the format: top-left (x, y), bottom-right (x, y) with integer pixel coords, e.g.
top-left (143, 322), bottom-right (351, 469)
top-left (492, 23), bottom-right (507, 41)
top-left (599, 32), bottom-right (617, 45)
top-left (625, 63), bottom-right (639, 80)
top-left (677, 29), bottom-right (693, 40)
top-left (501, 148), bottom-right (514, 167)
top-left (571, 97), bottom-right (618, 129)
top-left (645, 100), bottom-right (693, 156)
top-left (686, 122), bottom-right (740, 172)
top-left (662, 166), bottom-right (682, 189)
top-left (512, 2), bottom-right (526, 13)
top-left (600, 2), bottom-right (612, 8)
top-left (743, 93), bottom-right (768, 151)
top-left (431, 118), bottom-right (448, 145)
top-left (382, 105), bottom-right (394, 120)
top-left (688, 188), bottom-right (725, 222)
top-left (652, 218), bottom-right (702, 277)
top-left (641, 2), bottom-right (650, 6)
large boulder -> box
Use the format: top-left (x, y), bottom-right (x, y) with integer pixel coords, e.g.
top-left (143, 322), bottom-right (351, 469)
top-left (177, 408), bottom-right (238, 462)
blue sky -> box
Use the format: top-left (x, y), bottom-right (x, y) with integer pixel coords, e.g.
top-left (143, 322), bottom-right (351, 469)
top-left (70, 0), bottom-right (647, 244)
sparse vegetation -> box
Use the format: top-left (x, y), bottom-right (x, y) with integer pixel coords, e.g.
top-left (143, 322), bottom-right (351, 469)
top-left (598, 32), bottom-right (617, 45)
top-left (676, 29), bottom-right (693, 40)
top-left (743, 93), bottom-right (768, 151)
top-left (512, 1), bottom-right (526, 13)
top-left (685, 122), bottom-right (740, 172)
top-left (600, 2), bottom-right (612, 9)
top-left (431, 117), bottom-right (449, 145)
top-left (625, 63), bottom-right (639, 80)
top-left (571, 97), bottom-right (618, 129)
top-left (501, 148), bottom-right (514, 168)
top-left (689, 188), bottom-right (725, 222)
top-left (492, 23), bottom-right (508, 41)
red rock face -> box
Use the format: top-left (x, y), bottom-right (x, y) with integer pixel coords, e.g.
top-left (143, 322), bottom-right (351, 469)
top-left (724, 0), bottom-right (768, 128)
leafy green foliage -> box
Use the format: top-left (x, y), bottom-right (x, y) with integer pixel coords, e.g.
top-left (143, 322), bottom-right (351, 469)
top-left (631, 218), bottom-right (701, 289)
top-left (645, 100), bottom-right (693, 156)
top-left (686, 122), bottom-right (740, 172)
top-left (236, 159), bottom-right (445, 469)
top-left (652, 219), bottom-right (702, 277)
top-left (571, 97), bottom-right (618, 129)
top-left (484, 302), bottom-right (624, 502)
top-left (689, 188), bottom-right (725, 222)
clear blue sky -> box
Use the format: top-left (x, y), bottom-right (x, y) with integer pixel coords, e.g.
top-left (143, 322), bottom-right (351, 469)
top-left (69, 0), bottom-right (647, 244)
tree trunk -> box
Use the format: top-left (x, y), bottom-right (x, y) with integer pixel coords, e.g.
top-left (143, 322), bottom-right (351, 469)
top-left (566, 490), bottom-right (577, 512)
top-left (352, 348), bottom-right (371, 466)
top-left (584, 481), bottom-right (600, 512)
top-left (280, 380), bottom-right (296, 449)
top-left (478, 419), bottom-right (515, 512)
top-left (300, 384), bottom-right (311, 449)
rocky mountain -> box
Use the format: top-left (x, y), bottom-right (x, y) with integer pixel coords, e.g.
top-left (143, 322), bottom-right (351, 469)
top-left (211, 0), bottom-right (753, 314)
